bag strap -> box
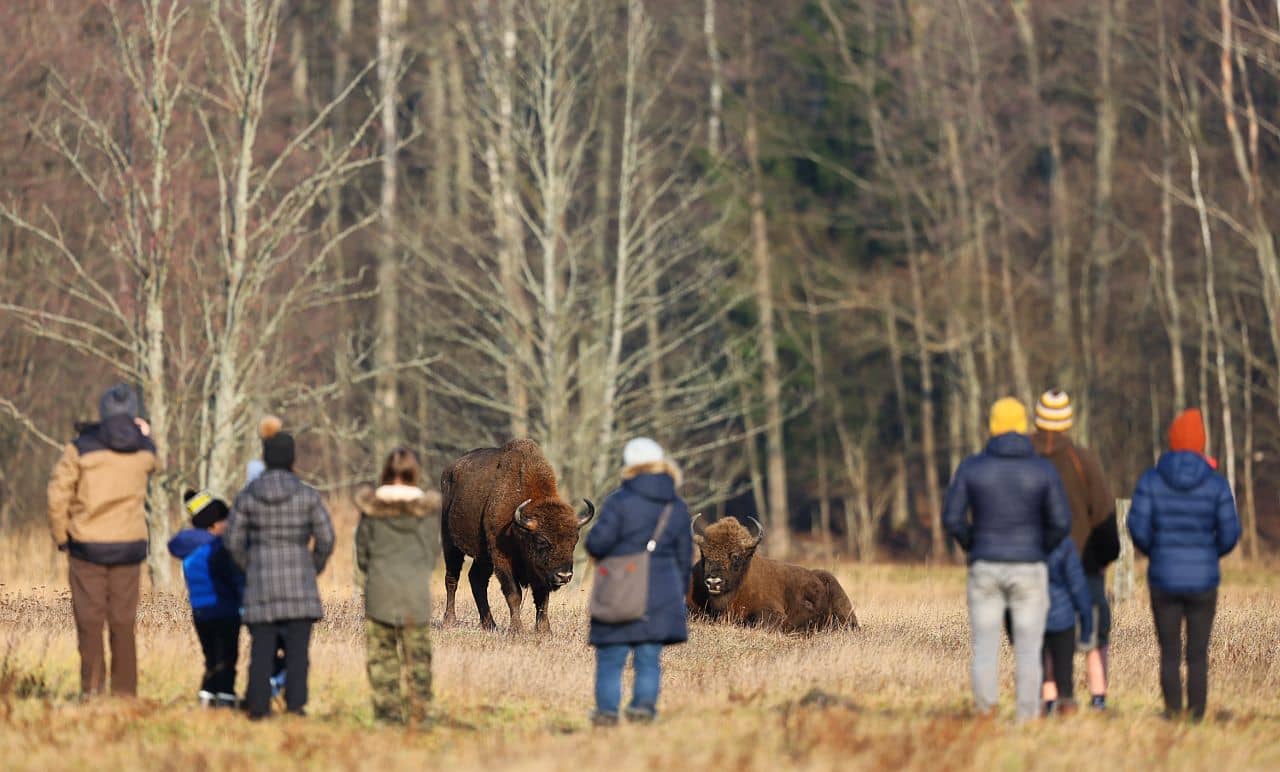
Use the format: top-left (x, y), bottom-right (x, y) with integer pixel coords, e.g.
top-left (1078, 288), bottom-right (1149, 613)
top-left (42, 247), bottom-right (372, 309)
top-left (1064, 443), bottom-right (1088, 489)
top-left (646, 504), bottom-right (675, 553)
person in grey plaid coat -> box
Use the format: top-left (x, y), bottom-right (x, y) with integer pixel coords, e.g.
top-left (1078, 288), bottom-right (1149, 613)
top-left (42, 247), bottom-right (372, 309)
top-left (225, 416), bottom-right (335, 719)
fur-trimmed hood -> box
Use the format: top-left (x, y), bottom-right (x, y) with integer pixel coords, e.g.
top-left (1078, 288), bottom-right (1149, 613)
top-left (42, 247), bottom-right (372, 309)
top-left (622, 459), bottom-right (683, 487)
top-left (354, 483), bottom-right (442, 518)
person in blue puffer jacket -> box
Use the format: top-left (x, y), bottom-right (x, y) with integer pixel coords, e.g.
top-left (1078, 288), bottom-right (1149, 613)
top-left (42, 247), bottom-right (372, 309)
top-left (168, 490), bottom-right (245, 707)
top-left (1040, 538), bottom-right (1094, 715)
top-left (1127, 408), bottom-right (1240, 720)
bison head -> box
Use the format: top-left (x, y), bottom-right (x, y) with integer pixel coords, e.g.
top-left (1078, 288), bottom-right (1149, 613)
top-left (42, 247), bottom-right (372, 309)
top-left (692, 516), bottom-right (763, 596)
top-left (512, 497), bottom-right (595, 588)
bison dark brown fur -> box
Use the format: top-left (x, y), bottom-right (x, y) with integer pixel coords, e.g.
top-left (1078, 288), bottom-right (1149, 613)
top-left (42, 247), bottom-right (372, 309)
top-left (440, 439), bottom-right (594, 633)
top-left (688, 517), bottom-right (857, 632)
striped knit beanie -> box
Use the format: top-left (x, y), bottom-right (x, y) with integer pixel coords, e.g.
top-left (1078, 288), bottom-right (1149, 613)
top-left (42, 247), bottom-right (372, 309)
top-left (1035, 389), bottom-right (1074, 432)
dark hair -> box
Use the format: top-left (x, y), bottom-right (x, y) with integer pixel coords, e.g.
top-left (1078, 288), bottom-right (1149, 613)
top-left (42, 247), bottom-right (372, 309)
top-left (379, 447), bottom-right (421, 486)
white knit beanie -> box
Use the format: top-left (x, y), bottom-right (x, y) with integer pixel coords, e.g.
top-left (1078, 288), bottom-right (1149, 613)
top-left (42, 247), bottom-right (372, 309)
top-left (1035, 389), bottom-right (1074, 432)
top-left (623, 437), bottom-right (665, 468)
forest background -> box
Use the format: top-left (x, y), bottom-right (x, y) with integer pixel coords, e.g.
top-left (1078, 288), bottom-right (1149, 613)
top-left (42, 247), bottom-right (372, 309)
top-left (3, 0), bottom-right (1279, 586)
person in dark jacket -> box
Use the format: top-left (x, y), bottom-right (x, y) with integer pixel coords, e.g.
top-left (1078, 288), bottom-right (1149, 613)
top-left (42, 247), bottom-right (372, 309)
top-left (942, 397), bottom-right (1072, 722)
top-left (168, 490), bottom-right (245, 708)
top-left (585, 438), bottom-right (693, 727)
top-left (1032, 389), bottom-right (1119, 710)
top-left (1040, 538), bottom-right (1094, 716)
top-left (1127, 408), bottom-right (1240, 720)
top-left (46, 383), bottom-right (158, 698)
top-left (354, 448), bottom-right (443, 726)
top-left (225, 416), bottom-right (335, 720)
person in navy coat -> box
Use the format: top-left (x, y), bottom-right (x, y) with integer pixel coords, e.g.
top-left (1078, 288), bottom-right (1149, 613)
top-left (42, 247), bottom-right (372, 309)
top-left (585, 438), bottom-right (692, 727)
top-left (1128, 408), bottom-right (1240, 720)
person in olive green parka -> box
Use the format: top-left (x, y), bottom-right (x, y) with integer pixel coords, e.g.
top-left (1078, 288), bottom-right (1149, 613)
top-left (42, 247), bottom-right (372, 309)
top-left (354, 447), bottom-right (442, 725)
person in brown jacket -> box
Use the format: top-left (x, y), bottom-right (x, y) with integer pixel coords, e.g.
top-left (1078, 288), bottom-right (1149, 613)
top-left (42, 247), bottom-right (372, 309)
top-left (47, 383), bottom-right (158, 697)
top-left (1031, 389), bottom-right (1119, 711)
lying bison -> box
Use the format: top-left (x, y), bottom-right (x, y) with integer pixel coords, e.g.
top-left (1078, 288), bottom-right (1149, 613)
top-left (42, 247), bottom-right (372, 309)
top-left (689, 516), bottom-right (857, 631)
top-left (441, 439), bottom-right (594, 633)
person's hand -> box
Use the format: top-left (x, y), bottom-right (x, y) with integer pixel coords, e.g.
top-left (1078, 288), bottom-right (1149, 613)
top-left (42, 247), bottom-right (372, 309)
top-left (1077, 629), bottom-right (1098, 654)
top-left (134, 417), bottom-right (151, 437)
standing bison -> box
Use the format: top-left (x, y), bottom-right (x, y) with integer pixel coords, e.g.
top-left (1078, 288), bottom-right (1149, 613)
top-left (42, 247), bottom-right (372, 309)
top-left (689, 516), bottom-right (857, 631)
top-left (440, 439), bottom-right (594, 633)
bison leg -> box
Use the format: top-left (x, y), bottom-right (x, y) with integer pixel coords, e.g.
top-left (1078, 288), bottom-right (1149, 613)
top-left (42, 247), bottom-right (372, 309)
top-left (468, 559), bottom-right (497, 631)
top-left (493, 566), bottom-right (525, 634)
top-left (442, 532), bottom-right (466, 627)
top-left (532, 585), bottom-right (551, 634)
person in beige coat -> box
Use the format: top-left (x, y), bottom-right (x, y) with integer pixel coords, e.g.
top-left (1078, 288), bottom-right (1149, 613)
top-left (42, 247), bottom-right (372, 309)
top-left (47, 383), bottom-right (157, 697)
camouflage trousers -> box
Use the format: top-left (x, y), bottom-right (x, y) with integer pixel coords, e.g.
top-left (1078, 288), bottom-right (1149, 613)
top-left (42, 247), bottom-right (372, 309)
top-left (365, 619), bottom-right (433, 724)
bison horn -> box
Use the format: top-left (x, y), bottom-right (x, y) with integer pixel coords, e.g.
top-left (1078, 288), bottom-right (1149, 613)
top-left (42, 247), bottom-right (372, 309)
top-left (690, 512), bottom-right (706, 536)
top-left (746, 516), bottom-right (765, 545)
top-left (514, 498), bottom-right (534, 529)
top-left (576, 498), bottom-right (596, 528)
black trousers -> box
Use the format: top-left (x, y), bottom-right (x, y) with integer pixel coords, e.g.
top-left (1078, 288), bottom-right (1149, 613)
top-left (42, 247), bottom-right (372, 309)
top-left (1042, 627), bottom-right (1077, 701)
top-left (1150, 587), bottom-right (1218, 718)
top-left (194, 617), bottom-right (240, 695)
top-left (246, 620), bottom-right (313, 717)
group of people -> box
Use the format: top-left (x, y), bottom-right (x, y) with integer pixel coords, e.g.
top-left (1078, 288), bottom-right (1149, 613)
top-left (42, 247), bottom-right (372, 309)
top-left (944, 390), bottom-right (1240, 722)
top-left (43, 383), bottom-right (692, 725)
top-left (45, 381), bottom-right (1240, 726)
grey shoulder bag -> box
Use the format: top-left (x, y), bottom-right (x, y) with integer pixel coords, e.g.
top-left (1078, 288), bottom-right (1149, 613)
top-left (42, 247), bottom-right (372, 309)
top-left (588, 504), bottom-right (674, 624)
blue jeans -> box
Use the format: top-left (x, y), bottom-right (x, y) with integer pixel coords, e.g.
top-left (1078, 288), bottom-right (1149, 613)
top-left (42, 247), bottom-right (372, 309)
top-left (594, 643), bottom-right (663, 717)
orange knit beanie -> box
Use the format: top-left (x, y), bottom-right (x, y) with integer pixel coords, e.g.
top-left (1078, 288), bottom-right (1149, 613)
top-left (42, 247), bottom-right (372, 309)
top-left (1168, 408), bottom-right (1206, 454)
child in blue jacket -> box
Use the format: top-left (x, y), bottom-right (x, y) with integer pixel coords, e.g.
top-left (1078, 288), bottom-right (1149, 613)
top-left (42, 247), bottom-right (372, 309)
top-left (1041, 536), bottom-right (1094, 715)
top-left (168, 489), bottom-right (244, 707)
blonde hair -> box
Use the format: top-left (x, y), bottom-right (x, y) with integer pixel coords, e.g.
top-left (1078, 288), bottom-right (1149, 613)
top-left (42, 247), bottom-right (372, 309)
top-left (622, 458), bottom-right (683, 487)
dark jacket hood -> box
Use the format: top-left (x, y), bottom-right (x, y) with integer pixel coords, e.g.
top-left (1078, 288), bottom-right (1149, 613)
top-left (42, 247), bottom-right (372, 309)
top-left (246, 468), bottom-right (304, 505)
top-left (167, 528), bottom-right (216, 559)
top-left (1156, 451), bottom-right (1213, 491)
top-left (986, 432), bottom-right (1034, 458)
top-left (623, 473), bottom-right (677, 503)
top-left (78, 415), bottom-right (150, 453)
top-left (354, 484), bottom-right (442, 518)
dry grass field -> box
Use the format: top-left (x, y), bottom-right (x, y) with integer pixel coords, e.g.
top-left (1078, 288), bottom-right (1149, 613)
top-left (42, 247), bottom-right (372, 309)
top-left (1, 511), bottom-right (1278, 771)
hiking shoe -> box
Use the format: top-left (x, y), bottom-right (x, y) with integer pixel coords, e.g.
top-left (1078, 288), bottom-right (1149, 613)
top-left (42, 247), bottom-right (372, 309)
top-left (1090, 695), bottom-right (1107, 711)
top-left (590, 711), bottom-right (619, 728)
top-left (1056, 699), bottom-right (1079, 716)
top-left (624, 708), bottom-right (656, 724)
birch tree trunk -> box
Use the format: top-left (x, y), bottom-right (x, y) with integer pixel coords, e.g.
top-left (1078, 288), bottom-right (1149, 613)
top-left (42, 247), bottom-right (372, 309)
top-left (745, 8), bottom-right (790, 558)
top-left (374, 0), bottom-right (408, 454)
top-left (491, 0), bottom-right (530, 438)
top-left (704, 0), bottom-right (723, 158)
top-left (1157, 0), bottom-right (1186, 410)
top-left (1187, 138), bottom-right (1236, 495)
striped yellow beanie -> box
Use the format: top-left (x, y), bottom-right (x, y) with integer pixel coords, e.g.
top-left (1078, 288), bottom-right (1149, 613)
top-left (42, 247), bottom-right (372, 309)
top-left (989, 397), bottom-right (1029, 436)
top-left (1035, 389), bottom-right (1074, 432)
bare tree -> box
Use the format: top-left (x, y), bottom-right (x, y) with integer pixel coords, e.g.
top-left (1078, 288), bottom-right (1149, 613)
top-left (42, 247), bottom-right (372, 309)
top-left (0, 1), bottom-right (193, 584)
top-left (374, 0), bottom-right (409, 455)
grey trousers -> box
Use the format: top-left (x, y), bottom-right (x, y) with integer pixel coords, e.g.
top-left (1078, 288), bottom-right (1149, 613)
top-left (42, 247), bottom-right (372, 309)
top-left (967, 560), bottom-right (1049, 721)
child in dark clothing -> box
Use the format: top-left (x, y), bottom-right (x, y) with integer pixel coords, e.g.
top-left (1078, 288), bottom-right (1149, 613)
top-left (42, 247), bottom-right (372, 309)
top-left (1041, 537), bottom-right (1095, 715)
top-left (168, 490), bottom-right (245, 707)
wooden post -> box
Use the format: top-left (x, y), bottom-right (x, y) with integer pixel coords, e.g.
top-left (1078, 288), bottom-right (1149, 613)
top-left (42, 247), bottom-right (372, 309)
top-left (1114, 498), bottom-right (1135, 604)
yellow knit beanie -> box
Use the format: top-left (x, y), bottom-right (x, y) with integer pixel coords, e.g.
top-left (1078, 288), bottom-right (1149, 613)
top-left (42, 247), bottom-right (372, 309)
top-left (989, 397), bottom-right (1029, 436)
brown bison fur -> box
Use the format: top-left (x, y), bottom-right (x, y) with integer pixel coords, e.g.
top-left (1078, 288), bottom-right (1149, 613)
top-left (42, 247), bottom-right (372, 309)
top-left (688, 518), bottom-right (857, 632)
top-left (440, 439), bottom-right (594, 633)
